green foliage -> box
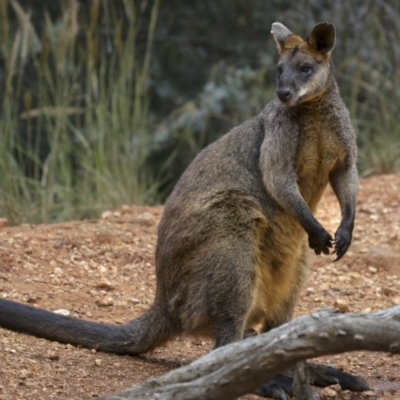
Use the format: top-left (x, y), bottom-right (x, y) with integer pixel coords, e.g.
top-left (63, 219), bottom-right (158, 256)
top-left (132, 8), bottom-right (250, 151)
top-left (0, 0), bottom-right (159, 224)
top-left (150, 63), bottom-right (274, 196)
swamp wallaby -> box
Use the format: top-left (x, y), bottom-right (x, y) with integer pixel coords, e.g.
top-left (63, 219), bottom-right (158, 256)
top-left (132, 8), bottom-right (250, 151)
top-left (0, 22), bottom-right (369, 398)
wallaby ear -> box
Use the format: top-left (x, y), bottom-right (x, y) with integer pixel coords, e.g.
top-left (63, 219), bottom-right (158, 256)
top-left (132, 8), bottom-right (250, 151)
top-left (271, 22), bottom-right (293, 53)
top-left (307, 22), bottom-right (336, 55)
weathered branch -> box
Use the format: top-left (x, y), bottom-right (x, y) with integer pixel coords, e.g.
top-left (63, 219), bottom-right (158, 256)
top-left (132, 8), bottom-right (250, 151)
top-left (99, 306), bottom-right (400, 400)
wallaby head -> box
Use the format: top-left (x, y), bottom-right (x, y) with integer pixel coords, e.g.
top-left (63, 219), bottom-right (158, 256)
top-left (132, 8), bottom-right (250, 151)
top-left (271, 22), bottom-right (336, 106)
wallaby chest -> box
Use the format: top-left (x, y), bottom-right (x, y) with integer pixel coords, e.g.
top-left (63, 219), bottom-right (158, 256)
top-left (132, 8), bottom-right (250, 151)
top-left (294, 105), bottom-right (346, 208)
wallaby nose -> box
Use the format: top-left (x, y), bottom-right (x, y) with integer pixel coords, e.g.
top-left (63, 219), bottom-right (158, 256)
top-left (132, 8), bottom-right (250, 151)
top-left (276, 88), bottom-right (292, 103)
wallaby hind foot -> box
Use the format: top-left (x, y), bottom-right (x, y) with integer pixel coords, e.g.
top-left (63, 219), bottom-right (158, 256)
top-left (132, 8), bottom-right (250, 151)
top-left (256, 363), bottom-right (370, 399)
top-left (255, 375), bottom-right (294, 400)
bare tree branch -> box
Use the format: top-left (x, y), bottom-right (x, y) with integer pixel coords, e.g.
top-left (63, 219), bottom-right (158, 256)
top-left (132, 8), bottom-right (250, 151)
top-left (99, 306), bottom-right (400, 400)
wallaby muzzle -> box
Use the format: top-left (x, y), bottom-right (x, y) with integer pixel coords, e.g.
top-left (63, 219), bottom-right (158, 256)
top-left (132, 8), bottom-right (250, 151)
top-left (276, 87), bottom-right (292, 103)
top-left (276, 72), bottom-right (297, 105)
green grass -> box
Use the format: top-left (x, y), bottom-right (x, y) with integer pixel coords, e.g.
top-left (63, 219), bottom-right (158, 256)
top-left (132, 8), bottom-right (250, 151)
top-left (0, 0), bottom-right (159, 225)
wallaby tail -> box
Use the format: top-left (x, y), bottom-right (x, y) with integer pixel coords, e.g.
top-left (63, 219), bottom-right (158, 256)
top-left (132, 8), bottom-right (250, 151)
top-left (0, 298), bottom-right (172, 355)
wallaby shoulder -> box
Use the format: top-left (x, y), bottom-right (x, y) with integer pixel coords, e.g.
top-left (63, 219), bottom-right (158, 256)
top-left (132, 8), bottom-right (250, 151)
top-left (165, 114), bottom-right (268, 206)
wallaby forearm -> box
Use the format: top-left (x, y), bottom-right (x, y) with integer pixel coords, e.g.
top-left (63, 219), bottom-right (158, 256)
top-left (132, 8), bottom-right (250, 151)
top-left (330, 163), bottom-right (357, 225)
top-left (329, 159), bottom-right (358, 260)
top-left (265, 177), bottom-right (320, 232)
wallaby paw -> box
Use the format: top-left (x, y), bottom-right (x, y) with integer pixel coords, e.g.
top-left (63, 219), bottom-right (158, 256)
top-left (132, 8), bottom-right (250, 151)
top-left (308, 363), bottom-right (370, 392)
top-left (333, 225), bottom-right (352, 261)
top-left (254, 375), bottom-right (293, 399)
top-left (308, 226), bottom-right (333, 256)
top-left (243, 327), bottom-right (258, 338)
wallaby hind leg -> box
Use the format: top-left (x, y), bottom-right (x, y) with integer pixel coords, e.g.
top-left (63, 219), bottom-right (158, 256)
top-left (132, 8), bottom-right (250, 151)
top-left (213, 268), bottom-right (259, 347)
top-left (254, 255), bottom-right (369, 398)
top-left (255, 287), bottom-right (299, 399)
top-left (204, 237), bottom-right (259, 348)
top-left (214, 317), bottom-right (246, 348)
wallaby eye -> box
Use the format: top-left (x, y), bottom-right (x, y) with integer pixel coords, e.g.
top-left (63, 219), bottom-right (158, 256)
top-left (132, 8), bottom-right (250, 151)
top-left (277, 64), bottom-right (283, 75)
top-left (301, 66), bottom-right (313, 74)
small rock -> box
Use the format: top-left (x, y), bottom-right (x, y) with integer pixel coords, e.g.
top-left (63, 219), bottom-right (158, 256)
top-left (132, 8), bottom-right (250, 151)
top-left (53, 309), bottom-right (70, 316)
top-left (96, 278), bottom-right (114, 291)
top-left (392, 298), bottom-right (400, 306)
top-left (334, 298), bottom-right (349, 313)
top-left (368, 266), bottom-right (377, 273)
top-left (319, 282), bottom-right (330, 291)
top-left (383, 287), bottom-right (396, 297)
top-left (363, 390), bottom-right (375, 396)
top-left (47, 352), bottom-right (60, 360)
top-left (320, 387), bottom-right (337, 398)
top-left (26, 297), bottom-right (37, 304)
top-left (19, 369), bottom-right (31, 379)
top-left (101, 210), bottom-right (113, 219)
top-left (313, 297), bottom-right (322, 303)
top-left (94, 359), bottom-right (102, 366)
top-left (79, 369), bottom-right (89, 377)
top-left (97, 297), bottom-right (113, 307)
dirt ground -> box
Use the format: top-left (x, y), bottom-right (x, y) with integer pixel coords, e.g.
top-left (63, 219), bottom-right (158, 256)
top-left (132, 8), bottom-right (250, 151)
top-left (1, 173), bottom-right (400, 400)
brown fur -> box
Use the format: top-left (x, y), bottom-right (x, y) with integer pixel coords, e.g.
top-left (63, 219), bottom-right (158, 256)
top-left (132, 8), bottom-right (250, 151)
top-left (279, 36), bottom-right (326, 61)
top-left (0, 22), bottom-right (367, 397)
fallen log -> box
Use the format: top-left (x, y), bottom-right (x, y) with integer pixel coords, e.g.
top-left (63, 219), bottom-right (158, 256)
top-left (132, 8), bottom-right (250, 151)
top-left (99, 306), bottom-right (400, 400)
